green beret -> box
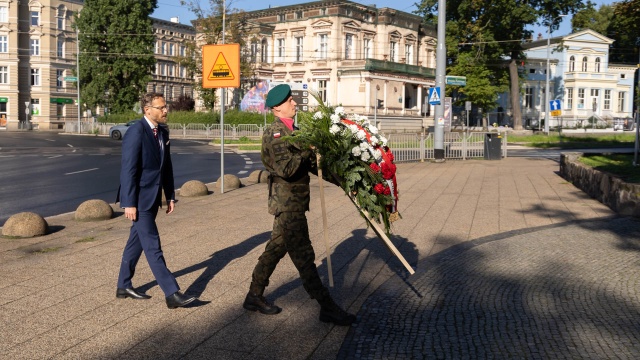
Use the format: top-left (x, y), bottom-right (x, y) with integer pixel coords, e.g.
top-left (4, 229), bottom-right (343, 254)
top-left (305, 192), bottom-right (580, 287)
top-left (265, 84), bottom-right (292, 108)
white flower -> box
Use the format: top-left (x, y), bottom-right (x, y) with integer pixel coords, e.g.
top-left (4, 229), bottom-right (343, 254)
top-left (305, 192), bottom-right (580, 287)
top-left (380, 136), bottom-right (388, 146)
top-left (359, 142), bottom-right (369, 151)
top-left (351, 146), bottom-right (362, 156)
top-left (371, 148), bottom-right (382, 160)
top-left (348, 124), bottom-right (359, 134)
top-left (334, 106), bottom-right (345, 116)
top-left (360, 151), bottom-right (371, 162)
top-left (368, 125), bottom-right (378, 134)
top-left (329, 124), bottom-right (341, 134)
top-left (330, 114), bottom-right (340, 123)
top-left (313, 111), bottom-right (323, 120)
top-left (356, 129), bottom-right (366, 140)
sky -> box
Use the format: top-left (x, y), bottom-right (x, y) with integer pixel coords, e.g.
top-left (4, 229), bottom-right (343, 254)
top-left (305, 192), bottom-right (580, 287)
top-left (152, 0), bottom-right (617, 38)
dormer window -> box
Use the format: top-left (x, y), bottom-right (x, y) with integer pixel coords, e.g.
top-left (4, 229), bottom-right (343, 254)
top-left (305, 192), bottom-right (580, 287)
top-left (278, 14), bottom-right (285, 22)
top-left (295, 10), bottom-right (303, 19)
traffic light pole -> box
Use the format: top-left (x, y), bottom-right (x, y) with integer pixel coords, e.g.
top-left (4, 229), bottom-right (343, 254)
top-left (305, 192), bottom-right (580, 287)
top-left (433, 0), bottom-right (446, 161)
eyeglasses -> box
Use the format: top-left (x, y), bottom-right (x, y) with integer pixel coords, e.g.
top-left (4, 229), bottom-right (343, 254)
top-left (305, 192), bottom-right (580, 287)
top-left (147, 105), bottom-right (168, 111)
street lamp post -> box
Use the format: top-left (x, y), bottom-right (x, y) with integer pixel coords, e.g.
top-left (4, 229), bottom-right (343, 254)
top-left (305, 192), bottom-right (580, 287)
top-left (544, 14), bottom-right (566, 134)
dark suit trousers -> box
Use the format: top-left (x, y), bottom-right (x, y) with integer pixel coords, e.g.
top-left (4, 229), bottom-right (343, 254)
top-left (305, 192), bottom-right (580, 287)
top-left (117, 206), bottom-right (179, 297)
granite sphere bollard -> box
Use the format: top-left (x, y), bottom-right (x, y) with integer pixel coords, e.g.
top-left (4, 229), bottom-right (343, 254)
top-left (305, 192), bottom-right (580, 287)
top-left (248, 170), bottom-right (269, 184)
top-left (215, 174), bottom-right (242, 191)
top-left (75, 199), bottom-right (114, 221)
top-left (2, 212), bottom-right (49, 237)
top-left (180, 180), bottom-right (209, 197)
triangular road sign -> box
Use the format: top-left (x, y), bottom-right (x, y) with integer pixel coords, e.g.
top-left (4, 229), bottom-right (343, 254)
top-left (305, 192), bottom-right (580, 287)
top-left (207, 52), bottom-right (235, 81)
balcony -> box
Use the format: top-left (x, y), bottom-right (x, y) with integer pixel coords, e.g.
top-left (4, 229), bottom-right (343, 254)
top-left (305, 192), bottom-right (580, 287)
top-left (362, 59), bottom-right (435, 78)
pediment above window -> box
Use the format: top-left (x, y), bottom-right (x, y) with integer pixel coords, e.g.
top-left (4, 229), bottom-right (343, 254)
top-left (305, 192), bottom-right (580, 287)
top-left (311, 19), bottom-right (333, 28)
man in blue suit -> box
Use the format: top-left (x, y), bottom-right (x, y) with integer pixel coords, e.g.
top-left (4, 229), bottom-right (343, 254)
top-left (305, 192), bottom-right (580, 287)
top-left (115, 92), bottom-right (196, 309)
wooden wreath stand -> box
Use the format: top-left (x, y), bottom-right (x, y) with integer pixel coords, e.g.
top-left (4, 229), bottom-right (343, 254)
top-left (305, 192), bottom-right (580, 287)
top-left (316, 154), bottom-right (415, 287)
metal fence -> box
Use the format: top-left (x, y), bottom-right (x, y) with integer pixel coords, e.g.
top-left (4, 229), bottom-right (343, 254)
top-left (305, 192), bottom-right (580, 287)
top-left (63, 121), bottom-right (508, 161)
top-left (387, 131), bottom-right (508, 162)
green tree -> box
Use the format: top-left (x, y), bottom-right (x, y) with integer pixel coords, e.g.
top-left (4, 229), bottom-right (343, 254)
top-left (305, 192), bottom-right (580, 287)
top-left (416, 0), bottom-right (584, 130)
top-left (571, 1), bottom-right (613, 35)
top-left (179, 0), bottom-right (254, 111)
top-left (75, 0), bottom-right (157, 114)
top-left (607, 0), bottom-right (640, 64)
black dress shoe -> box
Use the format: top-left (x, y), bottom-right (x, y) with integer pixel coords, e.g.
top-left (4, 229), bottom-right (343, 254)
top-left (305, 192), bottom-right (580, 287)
top-left (166, 291), bottom-right (196, 309)
top-left (116, 287), bottom-right (151, 300)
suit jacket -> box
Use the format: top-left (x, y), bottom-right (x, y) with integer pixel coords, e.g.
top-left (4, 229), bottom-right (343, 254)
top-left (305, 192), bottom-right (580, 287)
top-left (116, 118), bottom-right (175, 212)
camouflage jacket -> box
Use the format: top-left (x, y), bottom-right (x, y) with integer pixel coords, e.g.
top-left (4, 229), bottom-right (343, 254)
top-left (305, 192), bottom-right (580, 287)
top-left (262, 118), bottom-right (315, 215)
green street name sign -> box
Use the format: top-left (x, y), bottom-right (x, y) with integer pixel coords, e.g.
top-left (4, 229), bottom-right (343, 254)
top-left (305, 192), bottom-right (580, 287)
top-left (64, 76), bottom-right (78, 82)
top-left (446, 75), bottom-right (467, 86)
top-left (50, 98), bottom-right (74, 104)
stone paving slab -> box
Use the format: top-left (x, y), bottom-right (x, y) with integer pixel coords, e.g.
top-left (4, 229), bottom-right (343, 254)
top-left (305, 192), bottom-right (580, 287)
top-left (1, 157), bottom-right (633, 359)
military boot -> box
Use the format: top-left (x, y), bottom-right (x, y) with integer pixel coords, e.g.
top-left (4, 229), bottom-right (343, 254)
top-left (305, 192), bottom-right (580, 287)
top-left (318, 296), bottom-right (356, 326)
top-left (243, 283), bottom-right (282, 315)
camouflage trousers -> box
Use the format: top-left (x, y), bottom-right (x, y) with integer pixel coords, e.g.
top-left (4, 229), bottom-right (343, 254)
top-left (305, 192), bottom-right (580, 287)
top-left (251, 211), bottom-right (329, 302)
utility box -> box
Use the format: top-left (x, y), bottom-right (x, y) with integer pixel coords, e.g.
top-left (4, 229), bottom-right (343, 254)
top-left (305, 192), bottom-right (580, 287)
top-left (484, 133), bottom-right (502, 160)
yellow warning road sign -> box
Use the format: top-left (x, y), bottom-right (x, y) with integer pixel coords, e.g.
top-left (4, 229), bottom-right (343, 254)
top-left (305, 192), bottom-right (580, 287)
top-left (202, 44), bottom-right (240, 88)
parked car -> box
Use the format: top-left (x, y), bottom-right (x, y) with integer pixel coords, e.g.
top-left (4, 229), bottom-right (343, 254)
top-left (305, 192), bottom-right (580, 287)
top-left (109, 120), bottom-right (138, 140)
top-left (612, 117), bottom-right (635, 131)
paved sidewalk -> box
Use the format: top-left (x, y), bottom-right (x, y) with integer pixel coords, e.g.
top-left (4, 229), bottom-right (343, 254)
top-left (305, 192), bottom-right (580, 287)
top-left (1, 157), bottom-right (639, 359)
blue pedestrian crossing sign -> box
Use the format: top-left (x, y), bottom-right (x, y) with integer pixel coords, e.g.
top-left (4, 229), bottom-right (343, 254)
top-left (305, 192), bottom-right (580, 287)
top-left (428, 87), bottom-right (441, 105)
top-left (549, 99), bottom-right (562, 116)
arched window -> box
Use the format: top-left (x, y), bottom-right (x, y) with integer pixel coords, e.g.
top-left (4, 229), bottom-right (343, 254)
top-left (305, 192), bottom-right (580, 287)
top-left (569, 56), bottom-right (575, 72)
top-left (595, 57), bottom-right (601, 72)
top-left (260, 39), bottom-right (268, 63)
top-left (582, 56), bottom-right (588, 72)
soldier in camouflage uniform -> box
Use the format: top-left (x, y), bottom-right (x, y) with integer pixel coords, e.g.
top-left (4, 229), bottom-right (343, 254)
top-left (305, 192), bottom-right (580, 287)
top-left (242, 84), bottom-right (356, 326)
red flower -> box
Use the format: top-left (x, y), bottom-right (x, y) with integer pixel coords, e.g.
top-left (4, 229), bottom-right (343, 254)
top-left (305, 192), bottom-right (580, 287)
top-left (387, 150), bottom-right (394, 162)
top-left (370, 163), bottom-right (381, 173)
top-left (374, 183), bottom-right (385, 194)
top-left (381, 162), bottom-right (394, 180)
top-left (383, 186), bottom-right (391, 195)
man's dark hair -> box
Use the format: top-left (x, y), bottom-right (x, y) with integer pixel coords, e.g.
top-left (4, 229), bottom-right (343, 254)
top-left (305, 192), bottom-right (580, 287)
top-left (141, 92), bottom-right (165, 108)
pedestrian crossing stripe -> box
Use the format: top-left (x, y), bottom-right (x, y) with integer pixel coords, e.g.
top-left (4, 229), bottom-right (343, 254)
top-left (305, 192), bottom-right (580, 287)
top-left (207, 52), bottom-right (235, 81)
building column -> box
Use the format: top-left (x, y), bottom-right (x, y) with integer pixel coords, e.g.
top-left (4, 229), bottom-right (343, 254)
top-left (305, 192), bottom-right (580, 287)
top-left (402, 83), bottom-right (406, 115)
top-left (417, 85), bottom-right (423, 115)
top-left (365, 77), bottom-right (371, 114)
top-left (383, 81), bottom-right (388, 115)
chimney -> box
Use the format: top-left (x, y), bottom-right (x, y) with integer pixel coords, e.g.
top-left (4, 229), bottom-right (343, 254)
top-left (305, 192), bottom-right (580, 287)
top-left (170, 16), bottom-right (180, 23)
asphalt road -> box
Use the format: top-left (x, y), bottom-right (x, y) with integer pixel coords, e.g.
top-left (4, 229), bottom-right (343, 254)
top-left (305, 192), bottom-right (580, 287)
top-left (0, 132), bottom-right (264, 226)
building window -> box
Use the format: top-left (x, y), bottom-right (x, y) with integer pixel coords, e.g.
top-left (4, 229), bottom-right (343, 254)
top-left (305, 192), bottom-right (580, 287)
top-left (56, 70), bottom-right (64, 87)
top-left (276, 38), bottom-right (285, 62)
top-left (320, 8), bottom-right (326, 15)
top-left (295, 10), bottom-right (303, 19)
top-left (363, 38), bottom-right (371, 59)
top-left (31, 69), bottom-right (41, 85)
top-left (31, 11), bottom-right (40, 26)
top-left (345, 34), bottom-right (353, 60)
top-left (569, 56), bottom-right (575, 72)
top-left (169, 44), bottom-right (174, 56)
top-left (250, 40), bottom-right (258, 62)
top-left (581, 56), bottom-right (588, 71)
top-left (318, 79), bottom-right (327, 103)
top-left (160, 63), bottom-right (165, 76)
top-left (578, 88), bottom-right (585, 108)
top-left (604, 90), bottom-right (611, 110)
top-left (525, 87), bottom-right (534, 109)
top-left (617, 91), bottom-right (625, 112)
top-left (168, 63), bottom-right (174, 77)
top-left (566, 88), bottom-right (573, 109)
top-left (0, 6), bottom-right (7, 22)
top-left (161, 42), bottom-right (166, 55)
top-left (595, 57), bottom-right (600, 72)
top-left (30, 38), bottom-right (40, 55)
top-left (0, 66), bottom-right (7, 84)
top-left (319, 34), bottom-right (328, 59)
top-left (621, 74), bottom-right (626, 79)
top-left (57, 104), bottom-right (65, 117)
top-left (31, 99), bottom-right (40, 115)
top-left (155, 41), bottom-right (159, 54)
top-left (261, 39), bottom-right (269, 63)
top-left (590, 89), bottom-right (599, 98)
top-left (180, 45), bottom-right (186, 57)
top-left (390, 41), bottom-right (397, 62)
top-left (295, 36), bottom-right (303, 62)
top-left (57, 38), bottom-right (65, 58)
top-left (278, 14), bottom-right (285, 22)
top-left (57, 7), bottom-right (66, 29)
top-left (0, 35), bottom-right (7, 53)
top-left (364, 13), bottom-right (372, 22)
top-left (405, 44), bottom-right (413, 64)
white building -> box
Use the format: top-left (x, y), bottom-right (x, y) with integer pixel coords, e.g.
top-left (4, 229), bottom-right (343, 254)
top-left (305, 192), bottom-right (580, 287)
top-left (499, 29), bottom-right (636, 128)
